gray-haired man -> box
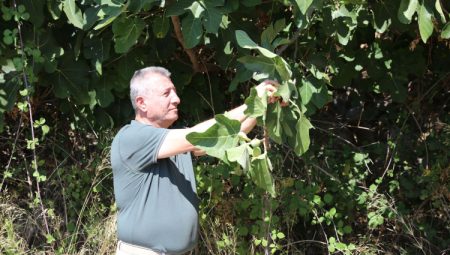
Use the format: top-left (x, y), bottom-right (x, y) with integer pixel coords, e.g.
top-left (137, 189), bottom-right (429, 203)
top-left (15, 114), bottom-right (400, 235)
top-left (111, 66), bottom-right (279, 254)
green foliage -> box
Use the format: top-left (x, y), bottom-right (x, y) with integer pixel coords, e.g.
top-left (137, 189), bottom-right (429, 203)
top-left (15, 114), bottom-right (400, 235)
top-left (1, 0), bottom-right (449, 254)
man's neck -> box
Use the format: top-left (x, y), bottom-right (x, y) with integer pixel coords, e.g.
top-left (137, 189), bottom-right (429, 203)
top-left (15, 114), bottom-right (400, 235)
top-left (135, 115), bottom-right (169, 128)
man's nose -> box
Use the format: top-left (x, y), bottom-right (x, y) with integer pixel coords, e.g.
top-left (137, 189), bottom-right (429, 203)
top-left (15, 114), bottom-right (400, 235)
top-left (172, 93), bottom-right (180, 105)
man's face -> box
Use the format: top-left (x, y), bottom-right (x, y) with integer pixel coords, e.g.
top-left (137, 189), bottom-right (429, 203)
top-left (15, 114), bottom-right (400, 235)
top-left (138, 75), bottom-right (180, 128)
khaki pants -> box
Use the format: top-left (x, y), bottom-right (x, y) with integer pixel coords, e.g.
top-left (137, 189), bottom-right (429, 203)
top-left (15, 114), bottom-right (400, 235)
top-left (116, 240), bottom-right (165, 255)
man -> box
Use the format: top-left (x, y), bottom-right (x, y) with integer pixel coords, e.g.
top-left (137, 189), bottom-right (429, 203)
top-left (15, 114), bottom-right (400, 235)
top-left (111, 66), bottom-right (279, 255)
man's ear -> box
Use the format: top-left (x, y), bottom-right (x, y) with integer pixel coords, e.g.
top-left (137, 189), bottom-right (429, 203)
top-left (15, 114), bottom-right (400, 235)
top-left (135, 96), bottom-right (146, 111)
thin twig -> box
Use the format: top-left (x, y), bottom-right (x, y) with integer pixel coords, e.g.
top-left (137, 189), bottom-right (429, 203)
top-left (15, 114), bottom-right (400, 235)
top-left (0, 116), bottom-right (24, 192)
top-left (13, 0), bottom-right (50, 235)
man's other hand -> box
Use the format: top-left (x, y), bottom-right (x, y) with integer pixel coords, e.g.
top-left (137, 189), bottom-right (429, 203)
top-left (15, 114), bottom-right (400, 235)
top-left (255, 80), bottom-right (289, 106)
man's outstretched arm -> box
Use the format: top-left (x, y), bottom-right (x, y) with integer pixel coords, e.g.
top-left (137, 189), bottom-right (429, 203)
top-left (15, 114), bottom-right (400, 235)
top-left (157, 81), bottom-right (280, 159)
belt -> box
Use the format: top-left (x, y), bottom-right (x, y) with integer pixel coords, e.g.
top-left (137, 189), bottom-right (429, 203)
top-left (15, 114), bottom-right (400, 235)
top-left (117, 240), bottom-right (166, 255)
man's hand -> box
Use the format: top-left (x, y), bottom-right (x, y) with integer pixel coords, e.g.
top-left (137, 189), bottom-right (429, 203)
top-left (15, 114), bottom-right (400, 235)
top-left (255, 80), bottom-right (288, 106)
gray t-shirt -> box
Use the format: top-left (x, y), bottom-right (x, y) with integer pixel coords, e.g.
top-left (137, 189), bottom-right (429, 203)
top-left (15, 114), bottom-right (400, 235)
top-left (111, 120), bottom-right (199, 254)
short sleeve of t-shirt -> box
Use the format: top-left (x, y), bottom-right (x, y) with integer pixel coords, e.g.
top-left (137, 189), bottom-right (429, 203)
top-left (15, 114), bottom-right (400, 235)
top-left (117, 121), bottom-right (168, 172)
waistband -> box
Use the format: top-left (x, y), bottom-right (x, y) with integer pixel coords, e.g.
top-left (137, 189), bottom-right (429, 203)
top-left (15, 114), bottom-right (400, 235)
top-left (117, 240), bottom-right (166, 255)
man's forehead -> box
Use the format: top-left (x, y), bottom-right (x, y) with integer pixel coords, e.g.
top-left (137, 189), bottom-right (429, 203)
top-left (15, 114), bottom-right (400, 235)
top-left (144, 74), bottom-right (174, 89)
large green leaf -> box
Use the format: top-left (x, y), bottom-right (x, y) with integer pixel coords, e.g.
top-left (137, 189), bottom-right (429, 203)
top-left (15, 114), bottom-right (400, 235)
top-left (112, 16), bottom-right (145, 53)
top-left (166, 0), bottom-right (194, 16)
top-left (186, 114), bottom-right (241, 162)
top-left (294, 113), bottom-right (313, 156)
top-left (441, 22), bottom-right (450, 39)
top-left (266, 103), bottom-right (282, 144)
top-left (249, 153), bottom-right (276, 197)
top-left (418, 0), bottom-right (434, 43)
top-left (274, 80), bottom-right (295, 103)
top-left (48, 0), bottom-right (63, 20)
top-left (152, 16), bottom-right (170, 39)
top-left (274, 57), bottom-right (292, 81)
top-left (299, 78), bottom-right (316, 105)
top-left (226, 143), bottom-right (251, 172)
top-left (63, 0), bottom-right (85, 29)
top-left (434, 0), bottom-right (446, 23)
top-left (398, 0), bottom-right (418, 24)
top-left (50, 54), bottom-right (91, 104)
top-left (311, 83), bottom-right (331, 109)
top-left (235, 30), bottom-right (278, 58)
top-left (128, 0), bottom-right (159, 12)
top-left (244, 88), bottom-right (267, 119)
top-left (261, 18), bottom-right (286, 47)
top-left (181, 13), bottom-right (203, 49)
top-left (94, 1), bottom-right (126, 30)
top-left (238, 56), bottom-right (276, 76)
top-left (203, 2), bottom-right (223, 34)
top-left (294, 0), bottom-right (313, 15)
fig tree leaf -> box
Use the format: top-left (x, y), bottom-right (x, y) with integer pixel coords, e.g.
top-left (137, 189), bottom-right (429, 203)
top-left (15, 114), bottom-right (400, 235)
top-left (235, 30), bottom-right (278, 58)
top-left (188, 1), bottom-right (205, 18)
top-left (266, 103), bottom-right (282, 144)
top-left (244, 87), bottom-right (267, 119)
top-left (48, 0), bottom-right (63, 20)
top-left (237, 55), bottom-right (276, 76)
top-left (299, 78), bottom-right (317, 105)
top-left (226, 143), bottom-right (251, 172)
top-left (182, 13), bottom-right (203, 49)
top-left (418, 0), bottom-right (434, 43)
top-left (166, 0), bottom-right (193, 16)
top-left (152, 16), bottom-right (170, 39)
top-left (186, 114), bottom-right (241, 162)
top-left (435, 0), bottom-right (446, 23)
top-left (94, 3), bottom-right (126, 30)
top-left (294, 113), bottom-right (313, 156)
top-left (441, 22), bottom-right (450, 39)
top-left (203, 2), bottom-right (223, 33)
top-left (50, 54), bottom-right (90, 104)
top-left (112, 16), bottom-right (145, 53)
top-left (274, 80), bottom-right (294, 102)
top-left (250, 153), bottom-right (276, 197)
top-left (274, 57), bottom-right (292, 81)
top-left (63, 0), bottom-right (85, 29)
top-left (398, 0), bottom-right (418, 24)
top-left (294, 0), bottom-right (313, 15)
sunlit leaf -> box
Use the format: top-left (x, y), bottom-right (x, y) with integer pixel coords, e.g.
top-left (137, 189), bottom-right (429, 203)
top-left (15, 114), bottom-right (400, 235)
top-left (226, 143), bottom-right (251, 172)
top-left (63, 0), bottom-right (85, 29)
top-left (186, 114), bottom-right (241, 162)
top-left (441, 22), bottom-right (450, 39)
top-left (294, 113), bottom-right (313, 156)
top-left (244, 88), bottom-right (267, 119)
top-left (418, 0), bottom-right (434, 43)
top-left (299, 78), bottom-right (316, 105)
top-left (434, 0), bottom-right (446, 23)
top-left (398, 0), bottom-right (418, 24)
top-left (250, 153), bottom-right (276, 197)
top-left (235, 30), bottom-right (278, 58)
top-left (294, 0), bottom-right (313, 15)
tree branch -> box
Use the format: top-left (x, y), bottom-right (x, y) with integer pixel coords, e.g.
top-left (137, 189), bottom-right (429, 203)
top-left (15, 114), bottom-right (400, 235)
top-left (171, 16), bottom-right (202, 73)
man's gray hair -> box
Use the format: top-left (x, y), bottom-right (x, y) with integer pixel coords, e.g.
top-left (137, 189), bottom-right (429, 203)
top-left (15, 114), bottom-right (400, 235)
top-left (130, 66), bottom-right (171, 111)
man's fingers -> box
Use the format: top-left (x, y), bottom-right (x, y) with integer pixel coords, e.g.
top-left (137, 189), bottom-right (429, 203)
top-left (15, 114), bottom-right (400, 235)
top-left (262, 80), bottom-right (280, 87)
top-left (280, 100), bottom-right (289, 107)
